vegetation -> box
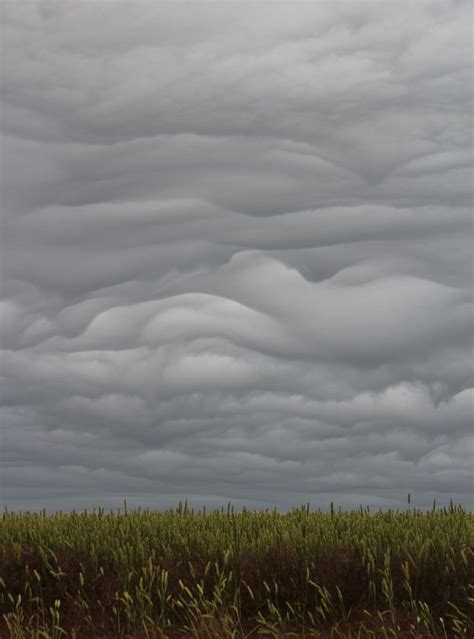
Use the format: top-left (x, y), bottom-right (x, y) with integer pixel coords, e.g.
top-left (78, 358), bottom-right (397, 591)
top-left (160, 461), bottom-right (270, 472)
top-left (0, 501), bottom-right (472, 638)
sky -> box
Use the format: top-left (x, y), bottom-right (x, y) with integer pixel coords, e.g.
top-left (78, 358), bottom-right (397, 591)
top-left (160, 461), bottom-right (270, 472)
top-left (1, 1), bottom-right (472, 512)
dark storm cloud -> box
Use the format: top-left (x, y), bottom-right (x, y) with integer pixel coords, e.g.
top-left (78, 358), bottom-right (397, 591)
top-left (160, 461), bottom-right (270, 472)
top-left (1, 2), bottom-right (472, 511)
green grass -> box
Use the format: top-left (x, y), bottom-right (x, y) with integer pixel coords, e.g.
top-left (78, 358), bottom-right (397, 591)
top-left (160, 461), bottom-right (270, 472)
top-left (0, 501), bottom-right (472, 638)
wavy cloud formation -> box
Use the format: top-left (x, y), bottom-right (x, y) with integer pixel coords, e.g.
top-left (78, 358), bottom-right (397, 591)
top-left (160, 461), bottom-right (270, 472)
top-left (1, 2), bottom-right (472, 511)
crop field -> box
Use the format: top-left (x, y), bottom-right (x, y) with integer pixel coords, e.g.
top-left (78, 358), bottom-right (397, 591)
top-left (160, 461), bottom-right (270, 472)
top-left (0, 502), bottom-right (472, 638)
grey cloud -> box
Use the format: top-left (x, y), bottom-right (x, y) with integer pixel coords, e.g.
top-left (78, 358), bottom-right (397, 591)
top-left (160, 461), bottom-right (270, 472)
top-left (1, 2), bottom-right (472, 512)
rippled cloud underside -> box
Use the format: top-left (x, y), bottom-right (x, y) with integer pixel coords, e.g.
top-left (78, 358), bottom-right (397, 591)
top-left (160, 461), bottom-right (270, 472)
top-left (1, 2), bottom-right (472, 511)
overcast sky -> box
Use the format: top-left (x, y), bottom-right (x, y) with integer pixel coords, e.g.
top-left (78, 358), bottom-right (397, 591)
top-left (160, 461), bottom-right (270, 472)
top-left (1, 2), bottom-right (472, 512)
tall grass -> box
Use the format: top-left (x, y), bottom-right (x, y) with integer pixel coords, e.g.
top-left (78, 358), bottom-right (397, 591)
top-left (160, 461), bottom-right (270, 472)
top-left (0, 501), bottom-right (472, 638)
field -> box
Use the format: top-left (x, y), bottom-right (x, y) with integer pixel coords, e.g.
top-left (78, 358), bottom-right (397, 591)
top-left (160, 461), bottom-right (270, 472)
top-left (0, 502), bottom-right (472, 638)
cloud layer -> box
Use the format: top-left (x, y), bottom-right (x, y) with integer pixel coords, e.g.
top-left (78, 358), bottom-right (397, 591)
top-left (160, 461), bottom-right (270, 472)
top-left (1, 2), bottom-right (472, 511)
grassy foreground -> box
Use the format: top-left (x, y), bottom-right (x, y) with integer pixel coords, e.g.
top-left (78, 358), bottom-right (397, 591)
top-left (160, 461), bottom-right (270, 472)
top-left (0, 502), bottom-right (472, 638)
